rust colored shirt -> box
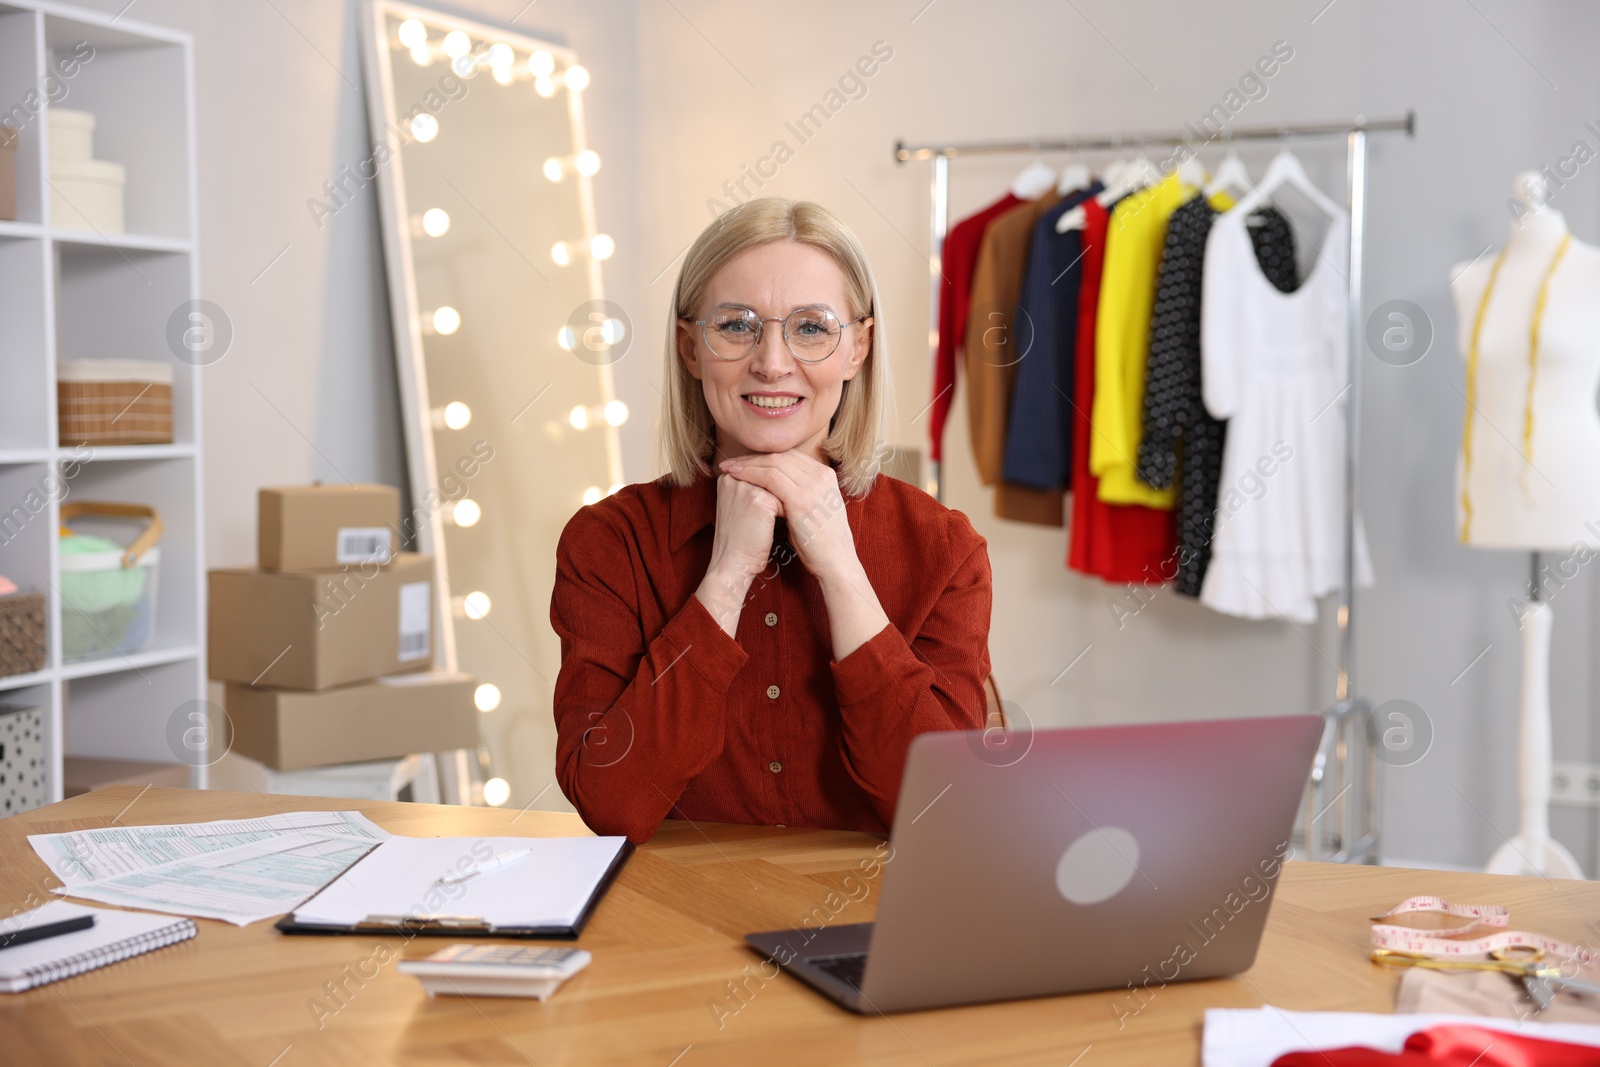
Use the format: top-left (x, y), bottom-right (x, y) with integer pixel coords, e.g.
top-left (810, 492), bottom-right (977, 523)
top-left (550, 473), bottom-right (992, 843)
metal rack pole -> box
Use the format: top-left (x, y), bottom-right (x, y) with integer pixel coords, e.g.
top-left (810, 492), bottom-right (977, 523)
top-left (928, 154), bottom-right (949, 501)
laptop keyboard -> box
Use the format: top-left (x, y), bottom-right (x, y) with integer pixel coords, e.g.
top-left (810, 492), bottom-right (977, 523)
top-left (810, 953), bottom-right (868, 989)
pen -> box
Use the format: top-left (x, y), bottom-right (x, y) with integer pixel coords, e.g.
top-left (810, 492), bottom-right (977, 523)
top-left (435, 848), bottom-right (533, 887)
top-left (0, 914), bottom-right (95, 950)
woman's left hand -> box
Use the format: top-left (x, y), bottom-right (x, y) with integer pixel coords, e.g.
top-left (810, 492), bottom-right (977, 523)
top-left (717, 451), bottom-right (859, 584)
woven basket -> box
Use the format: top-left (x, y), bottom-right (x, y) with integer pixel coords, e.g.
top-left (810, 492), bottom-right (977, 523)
top-left (58, 359), bottom-right (174, 446)
top-left (0, 592), bottom-right (46, 678)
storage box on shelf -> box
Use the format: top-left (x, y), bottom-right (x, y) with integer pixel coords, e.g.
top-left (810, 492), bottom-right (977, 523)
top-left (0, 590), bottom-right (46, 678)
top-left (0, 703), bottom-right (47, 814)
top-left (48, 106), bottom-right (124, 235)
top-left (58, 502), bottom-right (162, 664)
top-left (57, 359), bottom-right (175, 446)
top-left (0, 124), bottom-right (16, 222)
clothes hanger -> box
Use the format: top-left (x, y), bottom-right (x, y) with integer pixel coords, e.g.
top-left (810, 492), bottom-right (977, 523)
top-left (1011, 157), bottom-right (1059, 200)
top-left (1057, 160), bottom-right (1091, 195)
top-left (1176, 154), bottom-right (1207, 188)
top-left (1203, 147), bottom-right (1251, 198)
top-left (1227, 148), bottom-right (1344, 221)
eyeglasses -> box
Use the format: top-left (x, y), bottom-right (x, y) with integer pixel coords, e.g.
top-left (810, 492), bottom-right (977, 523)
top-left (687, 305), bottom-right (871, 364)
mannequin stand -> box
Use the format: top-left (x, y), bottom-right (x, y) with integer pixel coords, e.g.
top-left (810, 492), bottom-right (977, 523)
top-left (1485, 552), bottom-right (1584, 879)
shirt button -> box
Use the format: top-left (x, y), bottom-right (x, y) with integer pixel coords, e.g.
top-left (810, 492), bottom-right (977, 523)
top-left (768, 761), bottom-right (783, 774)
top-left (764, 612), bottom-right (778, 627)
top-left (766, 684), bottom-right (780, 700)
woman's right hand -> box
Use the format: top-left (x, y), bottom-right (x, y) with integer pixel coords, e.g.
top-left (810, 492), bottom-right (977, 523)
top-left (695, 473), bottom-right (782, 638)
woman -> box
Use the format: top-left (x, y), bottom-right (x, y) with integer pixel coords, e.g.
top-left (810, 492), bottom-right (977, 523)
top-left (551, 198), bottom-right (991, 844)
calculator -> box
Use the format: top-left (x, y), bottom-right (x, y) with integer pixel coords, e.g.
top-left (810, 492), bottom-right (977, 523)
top-left (398, 944), bottom-right (592, 998)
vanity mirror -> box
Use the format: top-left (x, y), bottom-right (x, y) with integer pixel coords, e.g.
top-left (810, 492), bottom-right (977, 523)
top-left (360, 1), bottom-right (623, 807)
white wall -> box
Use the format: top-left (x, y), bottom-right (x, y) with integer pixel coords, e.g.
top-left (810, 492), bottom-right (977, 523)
top-left (73, 0), bottom-right (1600, 870)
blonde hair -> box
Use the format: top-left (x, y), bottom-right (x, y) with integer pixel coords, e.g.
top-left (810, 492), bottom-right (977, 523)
top-left (660, 198), bottom-right (887, 498)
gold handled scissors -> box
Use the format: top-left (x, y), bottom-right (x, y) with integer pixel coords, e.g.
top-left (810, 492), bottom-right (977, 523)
top-left (1372, 946), bottom-right (1600, 1012)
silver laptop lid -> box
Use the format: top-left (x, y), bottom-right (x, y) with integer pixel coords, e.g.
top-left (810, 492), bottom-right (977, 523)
top-left (860, 715), bottom-right (1321, 1013)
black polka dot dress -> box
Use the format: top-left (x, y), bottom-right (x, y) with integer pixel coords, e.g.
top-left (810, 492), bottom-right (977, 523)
top-left (1136, 197), bottom-right (1299, 597)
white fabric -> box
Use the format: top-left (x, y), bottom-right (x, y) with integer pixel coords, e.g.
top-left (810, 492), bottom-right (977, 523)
top-left (1202, 1007), bottom-right (1600, 1067)
top-left (1199, 209), bottom-right (1373, 622)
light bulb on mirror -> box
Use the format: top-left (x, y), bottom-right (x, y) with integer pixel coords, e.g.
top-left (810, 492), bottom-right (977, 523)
top-left (590, 233), bottom-right (615, 261)
top-left (581, 486), bottom-right (602, 506)
top-left (451, 498), bottom-right (482, 527)
top-left (492, 64), bottom-right (514, 86)
top-left (443, 30), bottom-right (471, 58)
top-left (474, 683), bottom-right (502, 712)
top-left (556, 326), bottom-right (576, 351)
top-left (542, 157), bottom-right (564, 182)
top-left (431, 306), bottom-right (461, 335)
top-left (568, 405), bottom-right (589, 431)
top-left (463, 591), bottom-right (492, 620)
top-left (483, 777), bottom-right (511, 807)
top-left (603, 400), bottom-right (628, 427)
top-left (608, 483), bottom-right (624, 496)
top-left (534, 75), bottom-right (555, 98)
top-left (452, 54), bottom-right (476, 78)
top-left (397, 18), bottom-right (427, 49)
top-left (574, 149), bottom-right (601, 176)
top-left (528, 50), bottom-right (555, 77)
top-left (488, 43), bottom-right (513, 69)
top-left (564, 64), bottom-right (590, 92)
top-left (443, 401), bottom-right (471, 430)
top-left (421, 208), bottom-right (450, 237)
top-left (551, 241), bottom-right (571, 267)
top-left (409, 45), bottom-right (431, 66)
top-left (409, 113), bottom-right (439, 143)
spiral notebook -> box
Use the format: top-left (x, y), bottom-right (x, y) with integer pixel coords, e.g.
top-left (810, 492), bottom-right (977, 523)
top-left (0, 901), bottom-right (196, 993)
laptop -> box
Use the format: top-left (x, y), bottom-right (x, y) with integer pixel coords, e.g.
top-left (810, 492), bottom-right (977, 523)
top-left (744, 714), bottom-right (1322, 1014)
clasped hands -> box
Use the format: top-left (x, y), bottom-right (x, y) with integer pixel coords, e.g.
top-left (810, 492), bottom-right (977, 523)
top-left (694, 450), bottom-right (867, 637)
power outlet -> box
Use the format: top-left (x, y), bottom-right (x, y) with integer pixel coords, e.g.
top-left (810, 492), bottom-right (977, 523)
top-left (1550, 762), bottom-right (1600, 807)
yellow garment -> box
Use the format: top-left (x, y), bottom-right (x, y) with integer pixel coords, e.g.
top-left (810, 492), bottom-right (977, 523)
top-left (1091, 174), bottom-right (1230, 507)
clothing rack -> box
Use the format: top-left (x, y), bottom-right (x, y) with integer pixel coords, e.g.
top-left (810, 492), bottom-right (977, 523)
top-left (895, 111), bottom-right (1416, 865)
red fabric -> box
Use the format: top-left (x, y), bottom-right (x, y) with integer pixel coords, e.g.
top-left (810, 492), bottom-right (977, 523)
top-left (1066, 198), bottom-right (1177, 582)
top-left (930, 191), bottom-right (1023, 463)
top-left (550, 474), bottom-right (992, 844)
top-left (1272, 1024), bottom-right (1600, 1065)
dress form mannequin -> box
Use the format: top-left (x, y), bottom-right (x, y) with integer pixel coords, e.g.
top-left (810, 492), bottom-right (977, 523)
top-left (1449, 171), bottom-right (1600, 879)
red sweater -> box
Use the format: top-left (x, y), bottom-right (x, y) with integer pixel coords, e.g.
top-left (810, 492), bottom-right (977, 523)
top-left (550, 473), bottom-right (992, 843)
top-left (930, 191), bottom-right (1023, 462)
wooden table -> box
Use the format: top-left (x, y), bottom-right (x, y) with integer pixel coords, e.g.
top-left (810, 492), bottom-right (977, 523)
top-left (1, 787), bottom-right (1596, 1066)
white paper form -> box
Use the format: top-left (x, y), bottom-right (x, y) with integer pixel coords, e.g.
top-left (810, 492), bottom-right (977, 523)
top-left (28, 810), bottom-right (391, 886)
top-left (53, 832), bottom-right (380, 926)
top-left (292, 836), bottom-right (627, 929)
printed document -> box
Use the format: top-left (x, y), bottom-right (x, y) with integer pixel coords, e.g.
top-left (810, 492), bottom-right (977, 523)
top-left (29, 810), bottom-right (390, 886)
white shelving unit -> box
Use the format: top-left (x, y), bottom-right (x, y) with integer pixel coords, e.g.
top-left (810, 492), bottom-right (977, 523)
top-left (0, 0), bottom-right (205, 801)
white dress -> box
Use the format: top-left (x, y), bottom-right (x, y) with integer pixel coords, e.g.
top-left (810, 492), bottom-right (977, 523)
top-left (1198, 208), bottom-right (1373, 622)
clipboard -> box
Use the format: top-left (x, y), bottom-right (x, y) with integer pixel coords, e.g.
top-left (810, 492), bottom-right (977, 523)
top-left (275, 837), bottom-right (633, 941)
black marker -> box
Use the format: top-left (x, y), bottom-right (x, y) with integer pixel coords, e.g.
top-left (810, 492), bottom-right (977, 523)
top-left (0, 914), bottom-right (95, 950)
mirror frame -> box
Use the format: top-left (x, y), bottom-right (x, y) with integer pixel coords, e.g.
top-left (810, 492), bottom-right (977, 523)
top-left (358, 0), bottom-right (623, 804)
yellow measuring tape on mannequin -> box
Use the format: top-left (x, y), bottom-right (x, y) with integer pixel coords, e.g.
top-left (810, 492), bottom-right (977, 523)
top-left (1458, 231), bottom-right (1571, 542)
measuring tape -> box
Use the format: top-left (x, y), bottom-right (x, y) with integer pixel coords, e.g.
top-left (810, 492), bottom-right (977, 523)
top-left (1371, 896), bottom-right (1598, 966)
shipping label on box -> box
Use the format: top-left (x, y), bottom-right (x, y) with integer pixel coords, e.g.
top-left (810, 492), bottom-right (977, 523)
top-left (209, 553), bottom-right (435, 690)
top-left (398, 581), bottom-right (430, 662)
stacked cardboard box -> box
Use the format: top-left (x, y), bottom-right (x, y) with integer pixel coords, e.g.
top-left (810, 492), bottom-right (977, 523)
top-left (207, 485), bottom-right (479, 771)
